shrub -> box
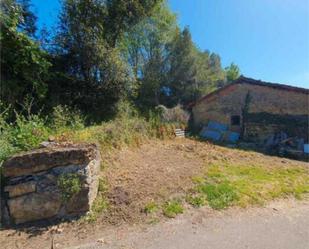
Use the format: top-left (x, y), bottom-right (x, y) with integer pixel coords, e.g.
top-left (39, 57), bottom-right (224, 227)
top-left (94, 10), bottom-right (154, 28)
top-left (57, 173), bottom-right (82, 202)
top-left (9, 113), bottom-right (50, 151)
top-left (52, 105), bottom-right (84, 131)
top-left (157, 104), bottom-right (189, 125)
top-left (143, 201), bottom-right (159, 214)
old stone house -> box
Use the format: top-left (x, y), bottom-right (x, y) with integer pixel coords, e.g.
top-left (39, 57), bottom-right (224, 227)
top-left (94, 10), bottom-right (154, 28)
top-left (191, 76), bottom-right (309, 143)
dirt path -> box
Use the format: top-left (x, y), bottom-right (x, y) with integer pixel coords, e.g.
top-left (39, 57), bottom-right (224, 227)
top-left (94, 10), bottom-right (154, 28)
top-left (71, 199), bottom-right (309, 249)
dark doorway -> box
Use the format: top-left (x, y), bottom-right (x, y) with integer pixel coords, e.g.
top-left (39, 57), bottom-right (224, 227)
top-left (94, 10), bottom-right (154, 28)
top-left (231, 115), bottom-right (240, 126)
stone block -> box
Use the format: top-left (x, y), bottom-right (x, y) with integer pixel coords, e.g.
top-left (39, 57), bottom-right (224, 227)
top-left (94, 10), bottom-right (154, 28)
top-left (2, 143), bottom-right (101, 225)
top-left (3, 144), bottom-right (97, 178)
top-left (5, 181), bottom-right (36, 198)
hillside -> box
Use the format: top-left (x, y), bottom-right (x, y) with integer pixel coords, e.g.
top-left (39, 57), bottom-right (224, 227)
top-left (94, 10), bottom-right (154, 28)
top-left (1, 138), bottom-right (308, 249)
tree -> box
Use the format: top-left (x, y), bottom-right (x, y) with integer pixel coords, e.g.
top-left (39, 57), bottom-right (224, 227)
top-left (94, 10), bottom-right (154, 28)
top-left (16, 0), bottom-right (37, 37)
top-left (167, 27), bottom-right (197, 105)
top-left (104, 0), bottom-right (162, 47)
top-left (194, 50), bottom-right (226, 96)
top-left (225, 63), bottom-right (240, 82)
top-left (0, 0), bottom-right (51, 110)
top-left (121, 0), bottom-right (176, 107)
top-left (52, 0), bottom-right (144, 120)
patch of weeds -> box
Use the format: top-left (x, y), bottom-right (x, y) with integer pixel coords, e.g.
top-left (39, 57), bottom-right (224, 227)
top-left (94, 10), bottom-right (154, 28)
top-left (163, 200), bottom-right (184, 218)
top-left (194, 162), bottom-right (309, 209)
top-left (83, 177), bottom-right (109, 222)
top-left (82, 194), bottom-right (109, 223)
top-left (57, 173), bottom-right (81, 202)
top-left (92, 194), bottom-right (109, 214)
top-left (186, 194), bottom-right (205, 208)
top-left (143, 201), bottom-right (159, 214)
top-left (98, 177), bottom-right (108, 193)
top-left (198, 182), bottom-right (238, 210)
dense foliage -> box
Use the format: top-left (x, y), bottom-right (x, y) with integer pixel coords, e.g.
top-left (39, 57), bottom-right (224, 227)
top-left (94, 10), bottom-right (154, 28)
top-left (1, 0), bottom-right (240, 118)
top-left (0, 0), bottom-right (240, 162)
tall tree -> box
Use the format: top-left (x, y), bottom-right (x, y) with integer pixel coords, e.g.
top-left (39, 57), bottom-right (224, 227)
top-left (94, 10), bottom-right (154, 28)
top-left (104, 0), bottom-right (162, 47)
top-left (194, 50), bottom-right (226, 96)
top-left (52, 0), bottom-right (162, 120)
top-left (225, 62), bottom-right (240, 82)
top-left (0, 0), bottom-right (50, 109)
top-left (121, 0), bottom-right (176, 106)
top-left (16, 0), bottom-right (37, 37)
top-left (167, 27), bottom-right (197, 105)
top-left (51, 0), bottom-right (127, 120)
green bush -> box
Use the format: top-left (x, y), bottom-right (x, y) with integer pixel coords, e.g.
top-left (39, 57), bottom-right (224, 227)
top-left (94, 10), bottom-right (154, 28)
top-left (9, 113), bottom-right (50, 151)
top-left (57, 173), bottom-right (81, 202)
top-left (52, 105), bottom-right (84, 131)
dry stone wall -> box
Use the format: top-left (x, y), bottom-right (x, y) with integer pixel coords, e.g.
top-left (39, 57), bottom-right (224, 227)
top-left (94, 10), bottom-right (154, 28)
top-left (1, 143), bottom-right (101, 225)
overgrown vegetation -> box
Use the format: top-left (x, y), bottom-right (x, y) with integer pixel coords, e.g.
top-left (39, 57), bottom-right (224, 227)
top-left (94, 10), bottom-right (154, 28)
top-left (188, 162), bottom-right (309, 209)
top-left (0, 102), bottom-right (85, 164)
top-left (1, 0), bottom-right (240, 121)
top-left (0, 0), bottom-right (240, 163)
top-left (82, 178), bottom-right (109, 222)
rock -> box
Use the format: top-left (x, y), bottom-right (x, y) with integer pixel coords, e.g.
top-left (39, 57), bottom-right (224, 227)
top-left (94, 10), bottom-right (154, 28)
top-left (48, 136), bottom-right (56, 142)
top-left (8, 192), bottom-right (62, 224)
top-left (2, 143), bottom-right (101, 225)
top-left (5, 181), bottom-right (36, 198)
top-left (3, 144), bottom-right (97, 178)
top-left (40, 141), bottom-right (58, 148)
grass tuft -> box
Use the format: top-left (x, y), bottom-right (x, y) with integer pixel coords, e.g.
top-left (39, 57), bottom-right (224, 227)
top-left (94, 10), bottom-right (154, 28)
top-left (143, 201), bottom-right (159, 214)
top-left (163, 200), bottom-right (184, 218)
top-left (186, 194), bottom-right (205, 207)
top-left (198, 182), bottom-right (238, 209)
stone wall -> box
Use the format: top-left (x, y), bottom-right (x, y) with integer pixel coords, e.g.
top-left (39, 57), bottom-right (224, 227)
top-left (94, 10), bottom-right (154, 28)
top-left (244, 113), bottom-right (309, 143)
top-left (192, 82), bottom-right (309, 141)
top-left (1, 143), bottom-right (101, 225)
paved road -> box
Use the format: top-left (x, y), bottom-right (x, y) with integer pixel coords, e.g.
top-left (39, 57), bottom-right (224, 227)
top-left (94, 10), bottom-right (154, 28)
top-left (70, 200), bottom-right (309, 249)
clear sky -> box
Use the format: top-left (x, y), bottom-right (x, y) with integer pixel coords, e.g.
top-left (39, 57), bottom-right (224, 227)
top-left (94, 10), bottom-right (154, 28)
top-left (31, 0), bottom-right (309, 88)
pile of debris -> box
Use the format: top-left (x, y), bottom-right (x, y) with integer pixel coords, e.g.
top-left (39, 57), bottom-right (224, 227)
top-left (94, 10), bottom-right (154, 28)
top-left (265, 132), bottom-right (308, 160)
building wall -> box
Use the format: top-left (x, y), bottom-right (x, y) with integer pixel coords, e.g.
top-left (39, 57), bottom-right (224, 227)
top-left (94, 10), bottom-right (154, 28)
top-left (192, 83), bottom-right (309, 141)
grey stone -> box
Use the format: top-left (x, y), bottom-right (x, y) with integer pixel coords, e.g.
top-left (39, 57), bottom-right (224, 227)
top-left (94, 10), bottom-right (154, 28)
top-left (3, 144), bottom-right (97, 178)
top-left (3, 143), bottom-right (101, 225)
top-left (5, 181), bottom-right (36, 198)
top-left (8, 191), bottom-right (62, 224)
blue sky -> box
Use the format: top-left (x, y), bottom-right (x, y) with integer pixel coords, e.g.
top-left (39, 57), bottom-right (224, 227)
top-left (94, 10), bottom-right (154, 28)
top-left (31, 0), bottom-right (309, 88)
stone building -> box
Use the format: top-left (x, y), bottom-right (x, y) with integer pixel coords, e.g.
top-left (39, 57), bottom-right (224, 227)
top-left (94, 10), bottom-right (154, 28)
top-left (191, 76), bottom-right (309, 143)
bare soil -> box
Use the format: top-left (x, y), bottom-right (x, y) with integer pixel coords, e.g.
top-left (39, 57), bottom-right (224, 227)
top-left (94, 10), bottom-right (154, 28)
top-left (1, 138), bottom-right (308, 249)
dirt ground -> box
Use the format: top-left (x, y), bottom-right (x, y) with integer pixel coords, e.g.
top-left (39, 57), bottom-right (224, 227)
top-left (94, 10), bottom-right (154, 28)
top-left (1, 138), bottom-right (308, 249)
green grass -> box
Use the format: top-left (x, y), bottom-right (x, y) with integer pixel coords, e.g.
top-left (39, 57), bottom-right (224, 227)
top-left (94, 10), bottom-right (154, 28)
top-left (186, 195), bottom-right (205, 207)
top-left (189, 162), bottom-right (309, 209)
top-left (143, 201), bottom-right (159, 214)
top-left (197, 182), bottom-right (238, 209)
top-left (163, 200), bottom-right (184, 218)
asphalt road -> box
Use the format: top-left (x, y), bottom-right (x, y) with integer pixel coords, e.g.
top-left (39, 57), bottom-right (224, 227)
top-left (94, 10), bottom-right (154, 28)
top-left (70, 200), bottom-right (309, 249)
